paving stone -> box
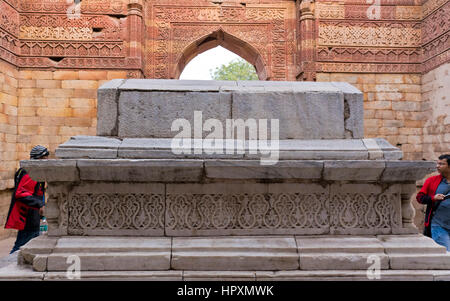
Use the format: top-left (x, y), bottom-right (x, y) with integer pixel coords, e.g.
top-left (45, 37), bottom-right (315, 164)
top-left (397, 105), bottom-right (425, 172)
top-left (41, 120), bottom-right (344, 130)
top-left (183, 271), bottom-right (256, 281)
top-left (44, 270), bottom-right (183, 281)
top-left (255, 270), bottom-right (435, 281)
top-left (0, 263), bottom-right (44, 280)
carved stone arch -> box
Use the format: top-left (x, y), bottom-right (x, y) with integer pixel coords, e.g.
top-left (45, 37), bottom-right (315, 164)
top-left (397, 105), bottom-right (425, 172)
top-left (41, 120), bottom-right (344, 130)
top-left (172, 29), bottom-right (268, 80)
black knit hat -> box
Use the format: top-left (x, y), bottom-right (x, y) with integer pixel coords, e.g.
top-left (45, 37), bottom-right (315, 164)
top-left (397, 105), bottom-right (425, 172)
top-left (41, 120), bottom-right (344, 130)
top-left (30, 145), bottom-right (49, 159)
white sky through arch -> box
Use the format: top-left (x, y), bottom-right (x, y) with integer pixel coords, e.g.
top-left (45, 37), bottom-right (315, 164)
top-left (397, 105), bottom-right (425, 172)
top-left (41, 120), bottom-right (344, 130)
top-left (179, 46), bottom-right (242, 80)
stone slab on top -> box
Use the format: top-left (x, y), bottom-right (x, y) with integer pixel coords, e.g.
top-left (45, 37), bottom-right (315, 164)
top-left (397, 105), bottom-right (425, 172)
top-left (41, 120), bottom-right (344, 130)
top-left (97, 79), bottom-right (364, 140)
top-left (55, 136), bottom-right (403, 161)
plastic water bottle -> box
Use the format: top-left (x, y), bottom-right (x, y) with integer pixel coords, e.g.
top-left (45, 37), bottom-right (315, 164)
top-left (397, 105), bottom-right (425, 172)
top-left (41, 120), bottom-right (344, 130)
top-left (40, 217), bottom-right (48, 235)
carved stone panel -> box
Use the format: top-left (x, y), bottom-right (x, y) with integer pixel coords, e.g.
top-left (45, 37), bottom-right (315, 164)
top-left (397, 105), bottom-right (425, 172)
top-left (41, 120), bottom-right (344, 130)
top-left (165, 183), bottom-right (402, 236)
top-left (146, 3), bottom-right (294, 80)
top-left (66, 183), bottom-right (165, 236)
top-left (329, 184), bottom-right (402, 235)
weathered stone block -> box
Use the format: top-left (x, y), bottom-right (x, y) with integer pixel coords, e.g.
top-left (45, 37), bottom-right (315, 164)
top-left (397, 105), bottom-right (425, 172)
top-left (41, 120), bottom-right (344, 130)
top-left (44, 271), bottom-right (183, 281)
top-left (32, 255), bottom-right (47, 272)
top-left (96, 80), bottom-right (365, 140)
top-left (77, 159), bottom-right (203, 182)
top-left (232, 91), bottom-right (345, 139)
top-left (296, 236), bottom-right (389, 270)
top-left (96, 79), bottom-right (124, 136)
top-left (183, 271), bottom-right (256, 281)
top-left (323, 160), bottom-right (385, 181)
top-left (205, 160), bottom-right (323, 179)
top-left (171, 237), bottom-right (299, 271)
top-left (381, 161), bottom-right (436, 182)
top-left (376, 235), bottom-right (447, 254)
top-left (118, 91), bottom-right (232, 138)
top-left (47, 237), bottom-right (171, 271)
top-left (331, 82), bottom-right (364, 139)
top-left (56, 135), bottom-right (121, 159)
top-left (20, 160), bottom-right (79, 182)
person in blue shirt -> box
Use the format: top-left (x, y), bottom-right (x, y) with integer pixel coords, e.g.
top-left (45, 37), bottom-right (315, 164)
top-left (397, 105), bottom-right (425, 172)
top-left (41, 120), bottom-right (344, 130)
top-left (429, 154), bottom-right (450, 251)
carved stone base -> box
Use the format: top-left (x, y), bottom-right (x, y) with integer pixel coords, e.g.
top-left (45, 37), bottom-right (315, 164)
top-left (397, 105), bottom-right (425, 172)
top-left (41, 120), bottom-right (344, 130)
top-left (1, 234), bottom-right (450, 280)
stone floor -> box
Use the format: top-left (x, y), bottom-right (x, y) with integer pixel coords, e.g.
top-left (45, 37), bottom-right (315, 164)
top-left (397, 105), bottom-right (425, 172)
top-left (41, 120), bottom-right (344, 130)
top-left (0, 237), bottom-right (14, 259)
top-left (1, 266), bottom-right (450, 281)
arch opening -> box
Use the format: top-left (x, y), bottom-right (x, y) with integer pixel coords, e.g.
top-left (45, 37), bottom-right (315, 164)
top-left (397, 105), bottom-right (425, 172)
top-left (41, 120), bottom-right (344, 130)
top-left (173, 29), bottom-right (268, 80)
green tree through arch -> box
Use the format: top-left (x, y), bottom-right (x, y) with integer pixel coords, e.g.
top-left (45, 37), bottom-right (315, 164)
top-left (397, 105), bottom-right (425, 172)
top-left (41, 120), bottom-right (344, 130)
top-left (210, 58), bottom-right (258, 81)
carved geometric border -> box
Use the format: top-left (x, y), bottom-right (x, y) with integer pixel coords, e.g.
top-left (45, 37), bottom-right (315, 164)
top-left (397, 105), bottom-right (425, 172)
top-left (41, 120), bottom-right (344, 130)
top-left (60, 183), bottom-right (403, 236)
top-left (146, 4), bottom-right (290, 80)
top-left (316, 62), bottom-right (421, 73)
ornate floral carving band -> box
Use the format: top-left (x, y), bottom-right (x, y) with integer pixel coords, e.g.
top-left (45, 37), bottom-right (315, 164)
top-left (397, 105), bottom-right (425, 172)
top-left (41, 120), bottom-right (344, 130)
top-left (316, 3), bottom-right (422, 20)
top-left (61, 189), bottom-right (402, 236)
top-left (16, 0), bottom-right (126, 14)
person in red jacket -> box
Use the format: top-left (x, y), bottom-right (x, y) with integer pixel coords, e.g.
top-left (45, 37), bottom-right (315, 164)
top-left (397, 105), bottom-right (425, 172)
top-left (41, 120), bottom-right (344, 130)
top-left (416, 154), bottom-right (450, 251)
top-left (5, 145), bottom-right (49, 254)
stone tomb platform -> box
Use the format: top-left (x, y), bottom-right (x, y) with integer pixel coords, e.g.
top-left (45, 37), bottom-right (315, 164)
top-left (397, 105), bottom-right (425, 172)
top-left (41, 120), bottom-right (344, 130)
top-left (1, 80), bottom-right (449, 280)
top-left (2, 235), bottom-right (450, 281)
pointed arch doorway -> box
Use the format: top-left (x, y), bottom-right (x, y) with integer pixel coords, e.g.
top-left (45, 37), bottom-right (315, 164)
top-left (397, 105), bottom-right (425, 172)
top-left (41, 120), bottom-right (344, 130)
top-left (145, 3), bottom-right (295, 81)
top-left (173, 29), bottom-right (267, 80)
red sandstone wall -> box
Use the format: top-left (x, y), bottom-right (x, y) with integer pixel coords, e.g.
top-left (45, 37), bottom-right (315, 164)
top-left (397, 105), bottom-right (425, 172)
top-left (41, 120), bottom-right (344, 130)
top-left (0, 59), bottom-right (18, 239)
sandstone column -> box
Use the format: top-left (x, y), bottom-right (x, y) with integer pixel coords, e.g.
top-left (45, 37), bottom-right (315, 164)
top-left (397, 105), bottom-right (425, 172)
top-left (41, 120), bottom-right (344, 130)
top-left (127, 0), bottom-right (144, 77)
top-left (296, 0), bottom-right (316, 81)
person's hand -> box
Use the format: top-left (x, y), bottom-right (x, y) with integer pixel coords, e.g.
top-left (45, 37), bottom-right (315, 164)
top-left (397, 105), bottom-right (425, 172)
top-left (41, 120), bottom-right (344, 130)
top-left (39, 206), bottom-right (45, 216)
top-left (433, 194), bottom-right (445, 201)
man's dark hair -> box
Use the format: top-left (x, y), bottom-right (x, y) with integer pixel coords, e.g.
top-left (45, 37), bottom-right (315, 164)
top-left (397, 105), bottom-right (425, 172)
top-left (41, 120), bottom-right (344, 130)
top-left (438, 154), bottom-right (450, 165)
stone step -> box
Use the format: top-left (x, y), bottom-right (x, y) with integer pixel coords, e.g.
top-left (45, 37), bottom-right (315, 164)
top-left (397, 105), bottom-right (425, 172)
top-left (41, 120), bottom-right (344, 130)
top-left (2, 264), bottom-right (450, 281)
top-left (47, 237), bottom-right (171, 271)
top-left (15, 235), bottom-right (450, 273)
top-left (54, 136), bottom-right (404, 162)
top-left (296, 236), bottom-right (389, 270)
top-left (51, 237), bottom-right (171, 253)
top-left (377, 234), bottom-right (448, 254)
top-left (171, 236), bottom-right (299, 271)
top-left (47, 252), bottom-right (170, 271)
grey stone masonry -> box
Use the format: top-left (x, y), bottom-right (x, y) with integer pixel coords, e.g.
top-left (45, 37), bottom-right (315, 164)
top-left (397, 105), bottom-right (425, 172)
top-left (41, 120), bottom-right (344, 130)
top-left (5, 79), bottom-right (444, 280)
top-left (55, 136), bottom-right (404, 161)
top-left (3, 234), bottom-right (449, 275)
top-left (97, 79), bottom-right (365, 139)
top-left (21, 158), bottom-right (435, 184)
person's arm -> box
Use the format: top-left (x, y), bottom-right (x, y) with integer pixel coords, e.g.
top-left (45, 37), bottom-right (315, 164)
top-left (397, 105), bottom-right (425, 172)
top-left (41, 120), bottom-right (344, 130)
top-left (416, 178), bottom-right (432, 205)
top-left (16, 195), bottom-right (44, 209)
top-left (15, 176), bottom-right (45, 209)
